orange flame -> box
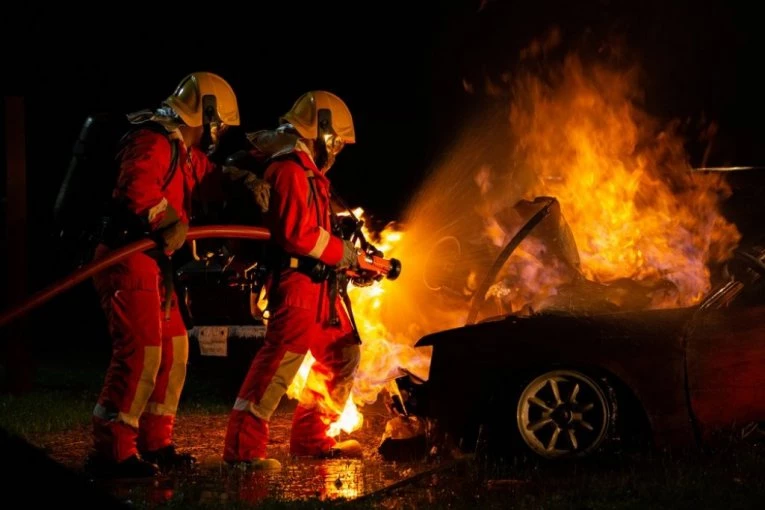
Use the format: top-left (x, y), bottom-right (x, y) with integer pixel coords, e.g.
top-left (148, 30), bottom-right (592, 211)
top-left (476, 40), bottom-right (741, 313)
top-left (286, 351), bottom-right (363, 437)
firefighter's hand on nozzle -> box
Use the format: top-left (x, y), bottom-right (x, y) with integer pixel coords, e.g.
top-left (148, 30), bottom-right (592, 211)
top-left (337, 240), bottom-right (360, 270)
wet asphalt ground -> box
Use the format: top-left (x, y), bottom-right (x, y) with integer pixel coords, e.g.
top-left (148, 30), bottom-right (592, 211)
top-left (29, 398), bottom-right (441, 507)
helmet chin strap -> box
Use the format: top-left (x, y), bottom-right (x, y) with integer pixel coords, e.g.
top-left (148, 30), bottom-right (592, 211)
top-left (200, 123), bottom-right (220, 156)
top-left (314, 137), bottom-right (332, 173)
top-left (201, 94), bottom-right (223, 155)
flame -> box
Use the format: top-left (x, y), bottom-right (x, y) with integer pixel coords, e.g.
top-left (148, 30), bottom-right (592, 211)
top-left (474, 33), bottom-right (741, 313)
top-left (286, 351), bottom-right (363, 437)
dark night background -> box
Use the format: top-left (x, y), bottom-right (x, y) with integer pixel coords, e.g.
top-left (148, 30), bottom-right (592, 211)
top-left (3, 0), bottom-right (765, 376)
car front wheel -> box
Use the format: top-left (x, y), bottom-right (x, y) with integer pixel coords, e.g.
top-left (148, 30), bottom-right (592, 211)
top-left (515, 369), bottom-right (613, 460)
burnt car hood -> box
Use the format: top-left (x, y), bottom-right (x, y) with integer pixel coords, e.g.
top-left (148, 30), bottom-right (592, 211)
top-left (415, 306), bottom-right (698, 349)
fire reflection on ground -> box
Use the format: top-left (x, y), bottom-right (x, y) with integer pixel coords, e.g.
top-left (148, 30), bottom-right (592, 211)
top-left (32, 399), bottom-right (432, 506)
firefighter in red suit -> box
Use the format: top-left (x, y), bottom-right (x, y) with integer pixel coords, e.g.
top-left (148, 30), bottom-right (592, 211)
top-left (223, 91), bottom-right (362, 470)
top-left (85, 72), bottom-right (241, 478)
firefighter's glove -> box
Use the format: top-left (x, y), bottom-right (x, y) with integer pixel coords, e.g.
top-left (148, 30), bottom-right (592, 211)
top-left (224, 166), bottom-right (271, 213)
top-left (337, 240), bottom-right (360, 270)
top-left (153, 204), bottom-right (188, 255)
top-left (246, 175), bottom-right (271, 213)
top-left (158, 221), bottom-right (188, 255)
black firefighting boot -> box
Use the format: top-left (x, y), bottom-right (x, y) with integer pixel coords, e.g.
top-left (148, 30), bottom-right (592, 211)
top-left (84, 452), bottom-right (160, 479)
top-left (139, 444), bottom-right (196, 470)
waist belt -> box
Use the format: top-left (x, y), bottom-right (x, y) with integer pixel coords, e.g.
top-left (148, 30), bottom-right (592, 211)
top-left (280, 255), bottom-right (329, 283)
top-left (273, 254), bottom-right (361, 343)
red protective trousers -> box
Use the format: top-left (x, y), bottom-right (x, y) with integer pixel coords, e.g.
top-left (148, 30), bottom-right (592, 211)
top-left (224, 150), bottom-right (360, 461)
top-left (91, 249), bottom-right (188, 462)
top-left (91, 126), bottom-right (219, 462)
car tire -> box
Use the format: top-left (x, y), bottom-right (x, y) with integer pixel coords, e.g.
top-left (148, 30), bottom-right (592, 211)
top-left (509, 369), bottom-right (616, 461)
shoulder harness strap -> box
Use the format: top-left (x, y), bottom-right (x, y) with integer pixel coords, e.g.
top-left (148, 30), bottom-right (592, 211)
top-left (161, 138), bottom-right (180, 191)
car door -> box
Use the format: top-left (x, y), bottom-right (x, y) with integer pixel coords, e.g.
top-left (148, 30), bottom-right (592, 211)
top-left (685, 279), bottom-right (765, 442)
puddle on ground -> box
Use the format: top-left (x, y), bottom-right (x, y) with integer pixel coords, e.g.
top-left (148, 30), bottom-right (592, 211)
top-left (97, 456), bottom-right (430, 506)
top-left (31, 398), bottom-right (436, 506)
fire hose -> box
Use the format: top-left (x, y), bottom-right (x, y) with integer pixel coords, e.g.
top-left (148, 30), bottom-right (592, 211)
top-left (0, 225), bottom-right (271, 329)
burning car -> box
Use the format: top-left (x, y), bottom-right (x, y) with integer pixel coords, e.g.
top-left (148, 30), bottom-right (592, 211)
top-left (380, 196), bottom-right (765, 461)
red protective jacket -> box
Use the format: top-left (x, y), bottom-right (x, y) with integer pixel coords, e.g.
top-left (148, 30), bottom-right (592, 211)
top-left (114, 127), bottom-right (222, 231)
top-left (264, 150), bottom-right (344, 265)
top-left (263, 150), bottom-right (345, 309)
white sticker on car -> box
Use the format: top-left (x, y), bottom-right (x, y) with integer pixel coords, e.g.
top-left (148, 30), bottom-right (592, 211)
top-left (197, 326), bottom-right (228, 357)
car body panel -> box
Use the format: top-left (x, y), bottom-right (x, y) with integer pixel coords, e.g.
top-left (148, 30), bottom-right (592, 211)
top-left (687, 303), bottom-right (765, 441)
